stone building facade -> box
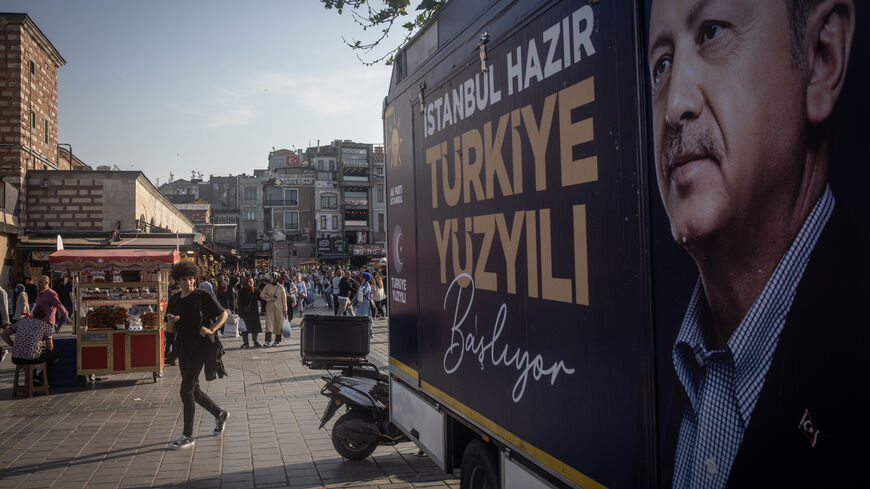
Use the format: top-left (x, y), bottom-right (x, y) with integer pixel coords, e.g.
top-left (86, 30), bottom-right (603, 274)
top-left (238, 173), bottom-right (264, 257)
top-left (25, 170), bottom-right (194, 233)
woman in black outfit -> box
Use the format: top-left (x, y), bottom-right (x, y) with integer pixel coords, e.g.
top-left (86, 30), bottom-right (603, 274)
top-left (238, 276), bottom-right (262, 348)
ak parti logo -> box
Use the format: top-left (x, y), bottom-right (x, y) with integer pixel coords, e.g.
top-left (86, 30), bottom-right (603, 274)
top-left (385, 105), bottom-right (404, 169)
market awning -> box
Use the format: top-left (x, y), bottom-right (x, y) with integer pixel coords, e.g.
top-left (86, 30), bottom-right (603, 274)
top-left (18, 233), bottom-right (202, 251)
top-left (49, 249), bottom-right (180, 271)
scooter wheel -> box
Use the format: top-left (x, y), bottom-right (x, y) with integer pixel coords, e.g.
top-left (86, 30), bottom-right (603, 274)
top-left (332, 410), bottom-right (378, 460)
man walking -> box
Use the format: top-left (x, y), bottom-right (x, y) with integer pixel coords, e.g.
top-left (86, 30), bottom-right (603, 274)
top-left (165, 260), bottom-right (229, 450)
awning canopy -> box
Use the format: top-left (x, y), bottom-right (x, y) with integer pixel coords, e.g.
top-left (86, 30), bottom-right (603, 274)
top-left (49, 249), bottom-right (180, 271)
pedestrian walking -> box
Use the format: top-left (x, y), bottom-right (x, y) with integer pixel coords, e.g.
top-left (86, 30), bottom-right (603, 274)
top-left (372, 273), bottom-right (386, 317)
top-left (332, 267), bottom-right (343, 315)
top-left (260, 273), bottom-right (287, 347)
top-left (355, 272), bottom-right (373, 318)
top-left (285, 279), bottom-right (298, 323)
top-left (238, 277), bottom-right (262, 348)
top-left (12, 284), bottom-right (28, 322)
top-left (165, 260), bottom-right (229, 450)
top-left (294, 273), bottom-right (307, 314)
top-left (337, 270), bottom-right (356, 316)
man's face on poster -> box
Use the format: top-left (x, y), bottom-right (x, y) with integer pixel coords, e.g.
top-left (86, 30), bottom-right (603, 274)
top-left (648, 0), bottom-right (807, 244)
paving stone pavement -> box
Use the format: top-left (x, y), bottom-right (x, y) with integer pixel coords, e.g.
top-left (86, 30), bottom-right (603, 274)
top-left (0, 304), bottom-right (459, 489)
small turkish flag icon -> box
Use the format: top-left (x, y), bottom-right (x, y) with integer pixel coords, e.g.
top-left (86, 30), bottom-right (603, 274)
top-left (798, 409), bottom-right (819, 448)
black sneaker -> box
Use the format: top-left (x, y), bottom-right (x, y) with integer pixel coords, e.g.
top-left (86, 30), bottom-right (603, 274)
top-left (254, 342), bottom-right (262, 347)
top-left (241, 343), bottom-right (249, 349)
top-left (168, 436), bottom-right (195, 450)
top-left (214, 410), bottom-right (230, 435)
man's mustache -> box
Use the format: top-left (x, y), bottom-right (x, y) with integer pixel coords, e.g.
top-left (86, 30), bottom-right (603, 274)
top-left (660, 122), bottom-right (724, 172)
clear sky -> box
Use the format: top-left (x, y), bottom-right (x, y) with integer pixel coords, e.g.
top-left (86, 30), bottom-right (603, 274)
top-left (4, 0), bottom-right (403, 186)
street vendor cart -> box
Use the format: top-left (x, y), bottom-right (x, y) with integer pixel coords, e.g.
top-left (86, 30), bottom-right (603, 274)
top-left (49, 249), bottom-right (179, 382)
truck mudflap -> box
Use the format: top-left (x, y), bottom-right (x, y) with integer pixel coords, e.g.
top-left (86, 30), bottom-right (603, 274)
top-left (503, 452), bottom-right (556, 489)
top-left (389, 377), bottom-right (447, 470)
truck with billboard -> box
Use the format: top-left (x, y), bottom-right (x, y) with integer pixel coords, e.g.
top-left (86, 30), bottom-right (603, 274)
top-left (383, 0), bottom-right (869, 487)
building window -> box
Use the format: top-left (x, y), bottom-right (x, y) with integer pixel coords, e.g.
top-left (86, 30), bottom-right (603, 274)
top-left (29, 60), bottom-right (35, 75)
top-left (377, 213), bottom-right (384, 232)
top-left (284, 189), bottom-right (298, 205)
top-left (244, 187), bottom-right (256, 201)
top-left (375, 165), bottom-right (384, 177)
top-left (31, 111), bottom-right (36, 129)
top-left (245, 208), bottom-right (256, 221)
top-left (228, 216), bottom-right (237, 224)
top-left (218, 215), bottom-right (228, 224)
top-left (245, 230), bottom-right (257, 244)
top-left (43, 119), bottom-right (48, 143)
top-left (332, 215), bottom-right (339, 229)
top-left (320, 194), bottom-right (337, 209)
top-left (377, 184), bottom-right (384, 203)
top-left (284, 211), bottom-right (299, 230)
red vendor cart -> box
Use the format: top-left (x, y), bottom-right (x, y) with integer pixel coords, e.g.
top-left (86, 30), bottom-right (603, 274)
top-left (49, 249), bottom-right (178, 382)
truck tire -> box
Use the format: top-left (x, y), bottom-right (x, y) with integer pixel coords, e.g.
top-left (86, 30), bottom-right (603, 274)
top-left (461, 439), bottom-right (500, 489)
top-left (331, 410), bottom-right (378, 460)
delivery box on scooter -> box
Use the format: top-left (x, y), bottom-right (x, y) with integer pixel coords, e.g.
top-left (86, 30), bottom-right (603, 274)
top-left (300, 315), bottom-right (371, 368)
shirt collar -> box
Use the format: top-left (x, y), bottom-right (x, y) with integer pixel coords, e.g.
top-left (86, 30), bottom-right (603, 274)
top-left (673, 186), bottom-right (835, 423)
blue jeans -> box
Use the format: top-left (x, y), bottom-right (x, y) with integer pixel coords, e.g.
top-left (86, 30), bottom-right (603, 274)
top-left (333, 294), bottom-right (340, 315)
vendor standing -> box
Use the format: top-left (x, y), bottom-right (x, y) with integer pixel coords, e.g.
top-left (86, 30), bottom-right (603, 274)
top-left (165, 261), bottom-right (229, 450)
top-left (35, 275), bottom-right (71, 332)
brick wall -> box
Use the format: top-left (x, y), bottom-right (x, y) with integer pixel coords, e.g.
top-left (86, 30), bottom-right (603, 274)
top-left (0, 14), bottom-right (63, 187)
top-left (25, 175), bottom-right (104, 230)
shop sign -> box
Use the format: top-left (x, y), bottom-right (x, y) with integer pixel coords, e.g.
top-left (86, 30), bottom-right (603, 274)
top-left (317, 238), bottom-right (333, 253)
top-left (276, 177), bottom-right (314, 186)
top-left (333, 238), bottom-right (346, 253)
top-left (351, 244), bottom-right (386, 256)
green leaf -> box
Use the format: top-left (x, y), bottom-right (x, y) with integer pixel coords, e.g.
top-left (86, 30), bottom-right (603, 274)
top-left (416, 0), bottom-right (437, 11)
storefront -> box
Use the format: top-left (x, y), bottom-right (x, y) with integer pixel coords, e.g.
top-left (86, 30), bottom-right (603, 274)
top-left (316, 236), bottom-right (348, 265)
top-left (350, 244), bottom-right (385, 268)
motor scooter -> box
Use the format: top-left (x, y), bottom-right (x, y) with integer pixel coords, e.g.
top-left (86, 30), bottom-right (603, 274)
top-left (318, 361), bottom-right (408, 460)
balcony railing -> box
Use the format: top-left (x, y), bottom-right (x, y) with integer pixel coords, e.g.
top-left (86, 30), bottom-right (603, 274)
top-left (264, 199), bottom-right (298, 206)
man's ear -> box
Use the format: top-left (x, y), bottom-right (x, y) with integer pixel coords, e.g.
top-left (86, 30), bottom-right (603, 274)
top-left (806, 0), bottom-right (856, 125)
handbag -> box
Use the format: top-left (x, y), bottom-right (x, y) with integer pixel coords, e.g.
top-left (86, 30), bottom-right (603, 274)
top-left (238, 318), bottom-right (247, 333)
top-left (281, 317), bottom-right (292, 338)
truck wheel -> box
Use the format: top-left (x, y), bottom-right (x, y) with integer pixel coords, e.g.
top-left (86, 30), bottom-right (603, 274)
top-left (461, 439), bottom-right (500, 489)
top-left (332, 410), bottom-right (378, 460)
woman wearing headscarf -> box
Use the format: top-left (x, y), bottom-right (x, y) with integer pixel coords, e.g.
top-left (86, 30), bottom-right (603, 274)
top-left (259, 272), bottom-right (287, 347)
top-left (238, 277), bottom-right (263, 348)
top-left (12, 284), bottom-right (28, 322)
top-left (355, 272), bottom-right (373, 318)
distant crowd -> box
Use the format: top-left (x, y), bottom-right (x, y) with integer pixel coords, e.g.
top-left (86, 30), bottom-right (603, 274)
top-left (165, 264), bottom-right (387, 350)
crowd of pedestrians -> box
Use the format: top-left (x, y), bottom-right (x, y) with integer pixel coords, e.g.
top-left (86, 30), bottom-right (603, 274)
top-left (165, 264), bottom-right (388, 351)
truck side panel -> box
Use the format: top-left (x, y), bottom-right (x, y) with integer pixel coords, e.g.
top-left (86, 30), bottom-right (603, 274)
top-left (388, 1), bottom-right (653, 487)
